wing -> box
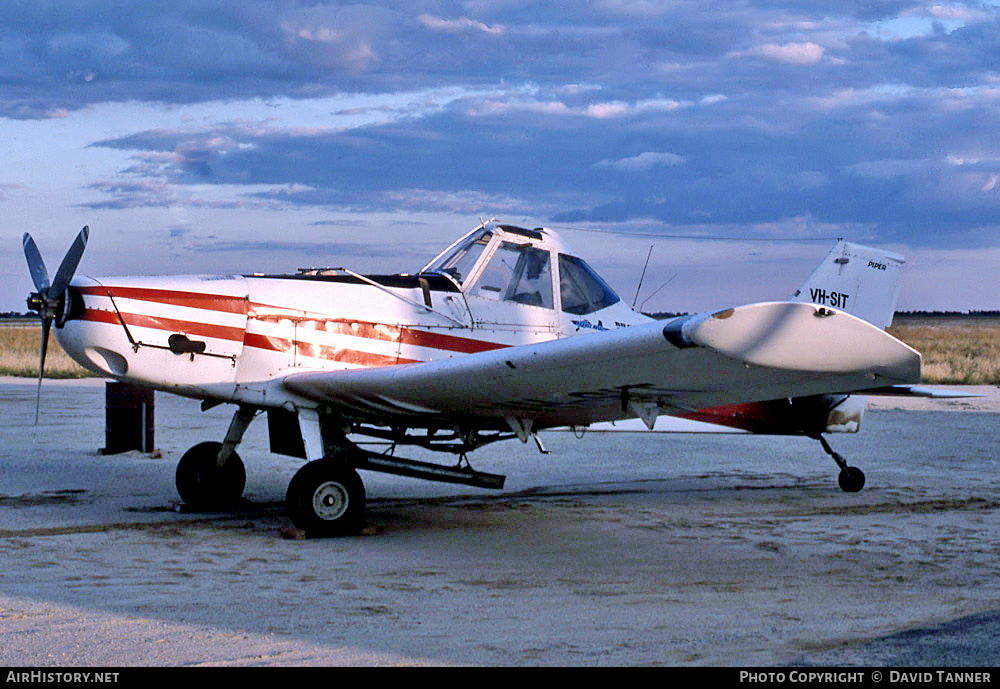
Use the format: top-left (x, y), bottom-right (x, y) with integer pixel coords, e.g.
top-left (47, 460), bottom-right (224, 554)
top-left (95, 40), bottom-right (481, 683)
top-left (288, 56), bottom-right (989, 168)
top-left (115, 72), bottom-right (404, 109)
top-left (282, 301), bottom-right (920, 430)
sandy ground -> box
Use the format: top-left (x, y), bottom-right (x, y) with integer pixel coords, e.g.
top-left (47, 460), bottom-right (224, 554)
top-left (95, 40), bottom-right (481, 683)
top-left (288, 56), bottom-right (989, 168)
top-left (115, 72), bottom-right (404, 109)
top-left (0, 379), bottom-right (998, 666)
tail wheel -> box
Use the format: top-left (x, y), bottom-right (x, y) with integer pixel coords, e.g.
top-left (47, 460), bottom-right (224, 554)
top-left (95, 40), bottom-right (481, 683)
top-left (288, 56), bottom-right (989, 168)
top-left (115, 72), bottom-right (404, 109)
top-left (286, 460), bottom-right (366, 537)
top-left (838, 466), bottom-right (866, 493)
top-left (175, 441), bottom-right (246, 509)
top-left (814, 434), bottom-right (866, 494)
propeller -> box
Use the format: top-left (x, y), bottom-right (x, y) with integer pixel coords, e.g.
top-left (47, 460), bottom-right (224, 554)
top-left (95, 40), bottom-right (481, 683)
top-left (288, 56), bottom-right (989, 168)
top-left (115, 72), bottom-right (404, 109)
top-left (22, 226), bottom-right (90, 425)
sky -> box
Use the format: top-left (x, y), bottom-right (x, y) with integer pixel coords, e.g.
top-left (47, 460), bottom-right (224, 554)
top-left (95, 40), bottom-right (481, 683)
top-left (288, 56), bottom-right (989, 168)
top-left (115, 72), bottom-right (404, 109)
top-left (3, 1), bottom-right (1000, 314)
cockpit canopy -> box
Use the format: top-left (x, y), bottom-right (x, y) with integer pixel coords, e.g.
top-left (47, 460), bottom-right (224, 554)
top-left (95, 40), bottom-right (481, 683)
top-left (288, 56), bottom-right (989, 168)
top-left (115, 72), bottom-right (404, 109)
top-left (421, 223), bottom-right (621, 316)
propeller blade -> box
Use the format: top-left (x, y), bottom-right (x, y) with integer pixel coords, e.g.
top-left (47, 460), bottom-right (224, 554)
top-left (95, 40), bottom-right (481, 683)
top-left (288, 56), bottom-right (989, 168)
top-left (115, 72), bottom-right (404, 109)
top-left (34, 317), bottom-right (51, 427)
top-left (22, 233), bottom-right (50, 292)
top-left (23, 225), bottom-right (91, 427)
top-left (50, 225), bottom-right (89, 295)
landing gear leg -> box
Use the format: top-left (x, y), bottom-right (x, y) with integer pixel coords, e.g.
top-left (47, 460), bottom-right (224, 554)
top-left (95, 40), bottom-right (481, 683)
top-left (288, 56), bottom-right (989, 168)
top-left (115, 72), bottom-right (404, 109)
top-left (813, 434), bottom-right (865, 493)
top-left (175, 405), bottom-right (255, 509)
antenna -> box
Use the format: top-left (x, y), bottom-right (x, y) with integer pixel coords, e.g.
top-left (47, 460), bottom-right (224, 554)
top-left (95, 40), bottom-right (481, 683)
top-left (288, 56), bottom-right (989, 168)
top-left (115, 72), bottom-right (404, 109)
top-left (639, 273), bottom-right (678, 313)
top-left (631, 245), bottom-right (654, 309)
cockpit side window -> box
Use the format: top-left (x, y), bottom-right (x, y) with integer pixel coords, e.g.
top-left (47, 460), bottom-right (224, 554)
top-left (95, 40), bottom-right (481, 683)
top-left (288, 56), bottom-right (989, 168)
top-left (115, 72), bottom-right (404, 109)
top-left (558, 253), bottom-right (621, 315)
top-left (470, 242), bottom-right (553, 309)
top-left (425, 229), bottom-right (493, 285)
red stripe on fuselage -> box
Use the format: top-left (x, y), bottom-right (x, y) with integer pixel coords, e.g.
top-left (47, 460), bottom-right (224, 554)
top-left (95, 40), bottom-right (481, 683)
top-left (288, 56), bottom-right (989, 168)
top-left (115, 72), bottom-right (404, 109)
top-left (399, 326), bottom-right (507, 354)
top-left (243, 331), bottom-right (293, 354)
top-left (76, 285), bottom-right (247, 314)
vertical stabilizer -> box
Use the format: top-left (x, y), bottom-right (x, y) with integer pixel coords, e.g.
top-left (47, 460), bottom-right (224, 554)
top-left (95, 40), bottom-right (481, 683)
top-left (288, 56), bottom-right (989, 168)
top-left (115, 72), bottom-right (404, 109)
top-left (791, 240), bottom-right (904, 329)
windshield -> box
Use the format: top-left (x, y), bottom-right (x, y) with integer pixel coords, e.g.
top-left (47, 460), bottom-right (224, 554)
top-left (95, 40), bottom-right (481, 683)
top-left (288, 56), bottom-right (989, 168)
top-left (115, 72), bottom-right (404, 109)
top-left (422, 228), bottom-right (493, 285)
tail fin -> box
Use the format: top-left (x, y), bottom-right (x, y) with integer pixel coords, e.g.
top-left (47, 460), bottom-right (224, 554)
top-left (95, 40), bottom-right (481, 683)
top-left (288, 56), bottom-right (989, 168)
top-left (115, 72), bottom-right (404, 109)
top-left (791, 240), bottom-right (904, 329)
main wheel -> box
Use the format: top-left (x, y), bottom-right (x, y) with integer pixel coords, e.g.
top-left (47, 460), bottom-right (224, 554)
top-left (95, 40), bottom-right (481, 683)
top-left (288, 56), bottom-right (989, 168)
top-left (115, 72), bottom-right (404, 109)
top-left (175, 441), bottom-right (246, 509)
top-left (838, 466), bottom-right (866, 493)
top-left (286, 460), bottom-right (366, 537)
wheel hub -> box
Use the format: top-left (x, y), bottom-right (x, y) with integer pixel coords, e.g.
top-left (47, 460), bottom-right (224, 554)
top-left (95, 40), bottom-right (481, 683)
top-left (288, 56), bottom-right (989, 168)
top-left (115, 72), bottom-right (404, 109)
top-left (312, 481), bottom-right (349, 521)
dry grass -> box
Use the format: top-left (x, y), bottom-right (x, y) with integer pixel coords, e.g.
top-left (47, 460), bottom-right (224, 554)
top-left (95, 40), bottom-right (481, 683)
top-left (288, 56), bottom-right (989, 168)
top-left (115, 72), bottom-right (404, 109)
top-left (888, 316), bottom-right (1000, 385)
top-left (0, 321), bottom-right (92, 378)
top-left (1, 317), bottom-right (998, 384)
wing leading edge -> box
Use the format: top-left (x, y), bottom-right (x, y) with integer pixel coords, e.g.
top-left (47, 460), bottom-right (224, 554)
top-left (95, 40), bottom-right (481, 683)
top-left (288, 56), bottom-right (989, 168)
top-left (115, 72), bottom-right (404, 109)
top-left (282, 301), bottom-right (920, 429)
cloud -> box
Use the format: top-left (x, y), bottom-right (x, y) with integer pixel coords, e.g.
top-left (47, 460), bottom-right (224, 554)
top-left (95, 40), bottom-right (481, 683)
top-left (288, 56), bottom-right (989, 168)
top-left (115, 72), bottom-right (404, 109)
top-left (81, 180), bottom-right (177, 209)
top-left (417, 15), bottom-right (506, 35)
top-left (80, 179), bottom-right (253, 210)
top-left (6, 3), bottom-right (1000, 276)
top-left (81, 57), bottom-right (1000, 246)
top-left (465, 95), bottom-right (688, 120)
top-left (382, 188), bottom-right (525, 214)
top-left (745, 42), bottom-right (826, 65)
top-left (279, 5), bottom-right (385, 73)
top-left (595, 152), bottom-right (685, 172)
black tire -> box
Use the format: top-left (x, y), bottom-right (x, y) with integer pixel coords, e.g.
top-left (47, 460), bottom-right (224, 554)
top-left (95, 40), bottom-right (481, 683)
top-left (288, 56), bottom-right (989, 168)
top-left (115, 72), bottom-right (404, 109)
top-left (286, 460), bottom-right (366, 537)
top-left (175, 441), bottom-right (246, 509)
top-left (838, 466), bottom-right (866, 493)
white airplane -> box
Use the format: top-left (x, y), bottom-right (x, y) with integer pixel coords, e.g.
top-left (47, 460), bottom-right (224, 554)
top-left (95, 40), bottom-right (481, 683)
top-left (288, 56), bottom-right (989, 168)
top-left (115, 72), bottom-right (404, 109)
top-left (23, 220), bottom-right (928, 536)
